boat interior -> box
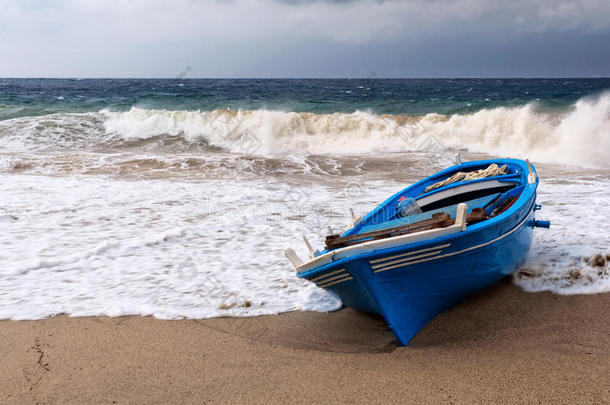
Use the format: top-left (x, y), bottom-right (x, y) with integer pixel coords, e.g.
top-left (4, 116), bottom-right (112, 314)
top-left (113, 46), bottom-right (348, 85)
top-left (325, 162), bottom-right (529, 251)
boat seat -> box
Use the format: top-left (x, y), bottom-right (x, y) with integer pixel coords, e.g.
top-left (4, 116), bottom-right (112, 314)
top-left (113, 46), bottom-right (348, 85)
top-left (357, 193), bottom-right (500, 234)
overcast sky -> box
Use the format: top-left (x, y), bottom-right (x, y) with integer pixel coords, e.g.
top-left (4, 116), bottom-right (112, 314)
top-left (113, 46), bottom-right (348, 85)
top-left (1, 0), bottom-right (609, 78)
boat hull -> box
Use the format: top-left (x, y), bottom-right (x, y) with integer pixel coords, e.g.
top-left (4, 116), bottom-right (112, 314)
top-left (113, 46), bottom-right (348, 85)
top-left (303, 198), bottom-right (536, 346)
top-left (293, 159), bottom-right (544, 346)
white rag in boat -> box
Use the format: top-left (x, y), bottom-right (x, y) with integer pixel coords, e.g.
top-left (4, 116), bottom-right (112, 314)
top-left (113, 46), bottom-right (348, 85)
top-left (425, 163), bottom-right (508, 192)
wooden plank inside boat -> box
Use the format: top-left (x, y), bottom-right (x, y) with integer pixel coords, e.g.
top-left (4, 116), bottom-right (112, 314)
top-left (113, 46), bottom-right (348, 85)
top-left (325, 212), bottom-right (453, 249)
top-left (325, 209), bottom-right (491, 250)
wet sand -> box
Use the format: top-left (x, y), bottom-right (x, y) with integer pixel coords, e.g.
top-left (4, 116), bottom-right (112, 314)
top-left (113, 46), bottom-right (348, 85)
top-left (1, 280), bottom-right (609, 404)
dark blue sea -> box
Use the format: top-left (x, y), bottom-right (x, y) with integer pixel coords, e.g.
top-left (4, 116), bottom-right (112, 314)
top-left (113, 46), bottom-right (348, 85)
top-left (1, 78), bottom-right (609, 120)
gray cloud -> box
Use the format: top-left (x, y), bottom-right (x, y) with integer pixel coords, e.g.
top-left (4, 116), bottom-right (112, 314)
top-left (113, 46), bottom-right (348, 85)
top-left (0, 0), bottom-right (608, 77)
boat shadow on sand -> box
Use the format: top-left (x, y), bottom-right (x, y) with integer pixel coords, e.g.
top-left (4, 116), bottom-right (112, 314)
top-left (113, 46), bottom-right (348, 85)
top-left (193, 277), bottom-right (572, 353)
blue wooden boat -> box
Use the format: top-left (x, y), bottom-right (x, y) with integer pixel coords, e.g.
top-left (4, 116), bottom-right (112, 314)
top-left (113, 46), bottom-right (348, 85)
top-left (285, 158), bottom-right (550, 346)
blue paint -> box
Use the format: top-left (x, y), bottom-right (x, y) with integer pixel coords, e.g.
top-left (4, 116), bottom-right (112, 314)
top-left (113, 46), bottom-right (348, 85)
top-left (297, 159), bottom-right (546, 346)
top-left (534, 220), bottom-right (551, 228)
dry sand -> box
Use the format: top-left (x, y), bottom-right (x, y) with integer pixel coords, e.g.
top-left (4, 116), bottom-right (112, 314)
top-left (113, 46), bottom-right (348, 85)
top-left (1, 280), bottom-right (609, 404)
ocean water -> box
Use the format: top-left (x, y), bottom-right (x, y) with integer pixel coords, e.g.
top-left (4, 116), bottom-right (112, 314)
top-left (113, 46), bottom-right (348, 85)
top-left (0, 78), bottom-right (609, 320)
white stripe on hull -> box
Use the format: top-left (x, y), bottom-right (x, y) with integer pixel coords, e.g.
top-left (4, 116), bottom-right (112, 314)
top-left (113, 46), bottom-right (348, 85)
top-left (314, 272), bottom-right (350, 285)
top-left (370, 213), bottom-right (531, 273)
top-left (318, 276), bottom-right (354, 288)
top-left (373, 250), bottom-right (443, 273)
top-left (369, 244), bottom-right (451, 264)
top-left (309, 268), bottom-right (346, 282)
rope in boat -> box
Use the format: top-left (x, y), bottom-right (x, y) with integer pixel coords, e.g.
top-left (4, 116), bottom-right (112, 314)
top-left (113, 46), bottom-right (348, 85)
top-left (425, 163), bottom-right (508, 192)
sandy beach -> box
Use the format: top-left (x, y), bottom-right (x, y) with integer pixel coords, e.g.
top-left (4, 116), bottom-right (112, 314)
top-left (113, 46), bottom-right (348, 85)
top-left (2, 280), bottom-right (608, 404)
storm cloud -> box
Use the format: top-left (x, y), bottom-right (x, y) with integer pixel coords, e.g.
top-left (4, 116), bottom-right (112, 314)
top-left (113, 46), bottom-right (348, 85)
top-left (0, 0), bottom-right (608, 77)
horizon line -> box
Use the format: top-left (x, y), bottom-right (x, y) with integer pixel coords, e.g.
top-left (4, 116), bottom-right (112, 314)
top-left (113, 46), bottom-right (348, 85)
top-left (1, 76), bottom-right (610, 80)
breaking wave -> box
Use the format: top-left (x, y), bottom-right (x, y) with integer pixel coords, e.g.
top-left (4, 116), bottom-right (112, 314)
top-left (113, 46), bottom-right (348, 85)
top-left (0, 92), bottom-right (608, 168)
